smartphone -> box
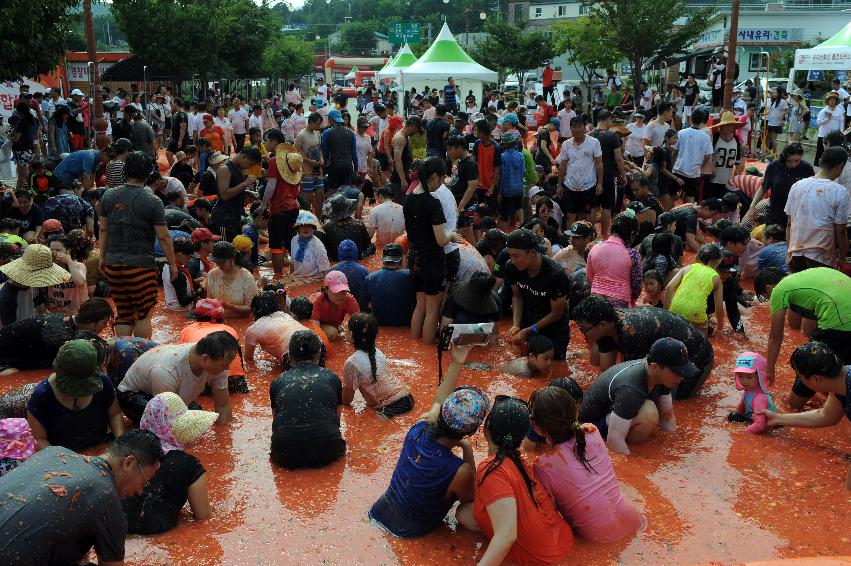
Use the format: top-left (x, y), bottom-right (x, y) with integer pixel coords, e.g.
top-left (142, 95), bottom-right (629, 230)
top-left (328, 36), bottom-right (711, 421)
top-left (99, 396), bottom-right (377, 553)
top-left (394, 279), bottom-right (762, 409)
top-left (449, 323), bottom-right (495, 346)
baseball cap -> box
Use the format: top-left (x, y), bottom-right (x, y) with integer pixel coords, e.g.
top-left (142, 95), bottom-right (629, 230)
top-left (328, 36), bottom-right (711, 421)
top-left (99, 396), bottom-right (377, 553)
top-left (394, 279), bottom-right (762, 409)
top-left (70, 88), bottom-right (84, 96)
top-left (382, 243), bottom-right (404, 264)
top-left (564, 221), bottom-right (596, 238)
top-left (324, 270), bottom-right (350, 294)
top-left (113, 138), bottom-right (133, 152)
top-left (194, 298), bottom-right (225, 320)
top-left (328, 109), bottom-right (343, 123)
top-left (647, 338), bottom-right (699, 378)
top-left (440, 387), bottom-right (490, 435)
top-left (42, 219), bottom-right (63, 234)
top-left (191, 227), bottom-right (221, 244)
top-left (498, 113), bottom-right (519, 125)
top-left (626, 201), bottom-right (650, 214)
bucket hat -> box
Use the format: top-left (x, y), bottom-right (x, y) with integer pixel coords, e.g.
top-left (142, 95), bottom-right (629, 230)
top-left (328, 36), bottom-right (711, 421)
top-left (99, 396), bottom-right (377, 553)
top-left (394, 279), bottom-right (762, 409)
top-left (53, 340), bottom-right (103, 397)
top-left (0, 244), bottom-right (70, 288)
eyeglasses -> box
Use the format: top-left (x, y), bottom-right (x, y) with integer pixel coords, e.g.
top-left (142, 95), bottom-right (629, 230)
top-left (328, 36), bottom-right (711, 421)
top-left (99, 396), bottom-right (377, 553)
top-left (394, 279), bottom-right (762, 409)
top-left (135, 458), bottom-right (150, 486)
top-left (577, 322), bottom-right (597, 335)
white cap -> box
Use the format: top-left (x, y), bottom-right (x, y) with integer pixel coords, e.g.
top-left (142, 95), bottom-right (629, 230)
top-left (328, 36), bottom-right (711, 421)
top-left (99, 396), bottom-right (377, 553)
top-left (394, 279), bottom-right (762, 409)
top-left (70, 88), bottom-right (84, 96)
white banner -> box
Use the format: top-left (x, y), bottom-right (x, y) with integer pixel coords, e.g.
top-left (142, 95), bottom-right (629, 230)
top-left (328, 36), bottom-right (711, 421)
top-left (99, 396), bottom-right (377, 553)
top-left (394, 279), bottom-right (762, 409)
top-left (0, 79), bottom-right (49, 122)
top-left (66, 62), bottom-right (115, 83)
top-left (794, 47), bottom-right (851, 70)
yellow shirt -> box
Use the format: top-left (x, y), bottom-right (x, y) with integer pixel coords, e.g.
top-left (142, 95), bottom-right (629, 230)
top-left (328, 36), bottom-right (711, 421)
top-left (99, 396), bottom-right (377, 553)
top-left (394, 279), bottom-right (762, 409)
top-left (243, 141), bottom-right (267, 177)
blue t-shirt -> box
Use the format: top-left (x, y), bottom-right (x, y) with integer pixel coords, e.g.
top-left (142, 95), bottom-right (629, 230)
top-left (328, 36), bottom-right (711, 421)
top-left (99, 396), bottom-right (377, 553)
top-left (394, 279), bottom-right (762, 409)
top-left (368, 420), bottom-right (464, 537)
top-left (334, 259), bottom-right (369, 299)
top-left (757, 242), bottom-right (789, 274)
top-left (27, 373), bottom-right (116, 452)
top-left (499, 149), bottom-right (525, 197)
top-left (444, 85), bottom-right (457, 106)
top-left (54, 150), bottom-right (100, 183)
top-left (358, 268), bottom-right (414, 327)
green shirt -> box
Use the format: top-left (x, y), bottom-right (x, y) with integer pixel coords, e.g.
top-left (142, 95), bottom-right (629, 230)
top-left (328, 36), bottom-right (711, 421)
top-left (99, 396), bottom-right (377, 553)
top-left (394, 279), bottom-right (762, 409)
top-left (769, 267), bottom-right (851, 331)
top-left (522, 149), bottom-right (537, 186)
top-left (0, 233), bottom-right (27, 247)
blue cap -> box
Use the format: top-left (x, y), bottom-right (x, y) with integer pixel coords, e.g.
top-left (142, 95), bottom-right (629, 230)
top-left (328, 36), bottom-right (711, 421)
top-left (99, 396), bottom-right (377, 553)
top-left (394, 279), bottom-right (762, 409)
top-left (328, 109), bottom-right (343, 123)
top-left (548, 117), bottom-right (561, 130)
top-left (337, 239), bottom-right (358, 261)
top-left (498, 112), bottom-right (518, 125)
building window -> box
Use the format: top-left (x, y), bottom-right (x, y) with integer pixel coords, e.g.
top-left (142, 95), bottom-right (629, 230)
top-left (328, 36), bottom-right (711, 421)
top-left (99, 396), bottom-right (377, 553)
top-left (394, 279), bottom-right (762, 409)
top-left (514, 4), bottom-right (524, 22)
top-left (558, 5), bottom-right (566, 16)
top-left (534, 7), bottom-right (542, 17)
top-left (749, 52), bottom-right (768, 72)
top-left (579, 4), bottom-right (587, 14)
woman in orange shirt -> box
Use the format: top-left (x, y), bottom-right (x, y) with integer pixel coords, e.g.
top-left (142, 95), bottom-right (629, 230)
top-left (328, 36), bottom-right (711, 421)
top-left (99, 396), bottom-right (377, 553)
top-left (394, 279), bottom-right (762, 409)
top-left (457, 396), bottom-right (573, 566)
top-left (199, 114), bottom-right (225, 153)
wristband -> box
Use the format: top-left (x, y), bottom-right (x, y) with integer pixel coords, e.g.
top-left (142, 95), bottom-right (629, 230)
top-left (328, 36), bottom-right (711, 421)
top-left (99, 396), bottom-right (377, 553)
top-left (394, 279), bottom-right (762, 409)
top-left (530, 324), bottom-right (539, 334)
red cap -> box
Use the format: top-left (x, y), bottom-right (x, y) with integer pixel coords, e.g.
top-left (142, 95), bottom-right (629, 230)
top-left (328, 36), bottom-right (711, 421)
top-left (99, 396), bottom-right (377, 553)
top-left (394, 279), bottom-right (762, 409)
top-left (191, 228), bottom-right (221, 244)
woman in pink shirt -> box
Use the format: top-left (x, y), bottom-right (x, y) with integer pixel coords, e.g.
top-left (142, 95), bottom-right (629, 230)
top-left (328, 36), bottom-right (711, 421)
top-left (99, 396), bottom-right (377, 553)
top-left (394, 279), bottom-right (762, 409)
top-left (310, 270), bottom-right (359, 341)
top-left (530, 386), bottom-right (645, 543)
top-left (585, 212), bottom-right (642, 308)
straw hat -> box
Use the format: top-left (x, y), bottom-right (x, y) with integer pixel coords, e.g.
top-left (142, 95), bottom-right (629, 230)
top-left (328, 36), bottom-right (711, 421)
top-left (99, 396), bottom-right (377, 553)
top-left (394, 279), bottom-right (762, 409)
top-left (0, 244), bottom-right (70, 287)
top-left (825, 90), bottom-right (841, 102)
top-left (710, 111), bottom-right (745, 129)
top-left (275, 143), bottom-right (303, 185)
top-left (140, 392), bottom-right (218, 452)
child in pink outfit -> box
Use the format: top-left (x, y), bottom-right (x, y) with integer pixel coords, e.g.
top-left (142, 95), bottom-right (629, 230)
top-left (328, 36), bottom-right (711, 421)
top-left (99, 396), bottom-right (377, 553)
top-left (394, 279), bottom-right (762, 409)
top-left (728, 352), bottom-right (776, 434)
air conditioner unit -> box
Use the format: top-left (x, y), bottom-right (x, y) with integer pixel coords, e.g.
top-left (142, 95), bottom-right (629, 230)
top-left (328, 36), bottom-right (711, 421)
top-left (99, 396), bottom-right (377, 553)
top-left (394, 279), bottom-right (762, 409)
top-left (765, 2), bottom-right (784, 10)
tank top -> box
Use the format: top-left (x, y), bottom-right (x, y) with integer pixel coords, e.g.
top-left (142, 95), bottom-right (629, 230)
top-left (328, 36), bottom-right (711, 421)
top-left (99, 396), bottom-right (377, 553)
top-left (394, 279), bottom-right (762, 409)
top-left (211, 160), bottom-right (246, 223)
top-left (669, 263), bottom-right (717, 324)
top-left (368, 421), bottom-right (463, 537)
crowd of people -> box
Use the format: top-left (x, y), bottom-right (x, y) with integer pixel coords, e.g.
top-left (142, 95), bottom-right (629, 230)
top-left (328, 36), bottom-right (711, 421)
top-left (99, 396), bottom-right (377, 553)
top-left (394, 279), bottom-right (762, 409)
top-left (0, 70), bottom-right (849, 566)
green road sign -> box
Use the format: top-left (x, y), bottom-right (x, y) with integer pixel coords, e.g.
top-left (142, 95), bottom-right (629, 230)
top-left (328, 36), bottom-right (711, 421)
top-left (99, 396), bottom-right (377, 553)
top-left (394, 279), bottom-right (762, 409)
top-left (389, 23), bottom-right (421, 45)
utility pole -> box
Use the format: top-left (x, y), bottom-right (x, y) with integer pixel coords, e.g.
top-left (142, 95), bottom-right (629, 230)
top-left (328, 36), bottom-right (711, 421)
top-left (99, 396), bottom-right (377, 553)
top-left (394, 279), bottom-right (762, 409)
top-left (722, 0), bottom-right (740, 112)
top-left (83, 0), bottom-right (103, 120)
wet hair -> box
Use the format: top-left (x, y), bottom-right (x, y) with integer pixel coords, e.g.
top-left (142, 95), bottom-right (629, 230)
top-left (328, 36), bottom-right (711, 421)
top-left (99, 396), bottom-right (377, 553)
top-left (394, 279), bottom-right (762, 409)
top-left (480, 397), bottom-right (538, 507)
top-left (124, 151), bottom-right (154, 181)
top-left (446, 135), bottom-right (466, 149)
top-left (698, 198), bottom-right (723, 213)
top-left (250, 291), bottom-right (279, 321)
top-left (569, 115), bottom-right (584, 128)
top-left (820, 147), bottom-right (849, 171)
top-left (697, 243), bottom-right (722, 264)
top-left (172, 237), bottom-right (195, 256)
top-left (418, 156), bottom-right (446, 189)
top-left (13, 189), bottom-right (32, 201)
top-left (76, 297), bottom-right (114, 324)
top-left (288, 329), bottom-right (322, 363)
top-left (196, 138), bottom-right (211, 149)
top-left (523, 217), bottom-right (545, 233)
top-left (240, 146), bottom-right (262, 164)
top-left (754, 267), bottom-right (786, 297)
top-left (506, 228), bottom-right (540, 251)
top-left (657, 102), bottom-right (673, 115)
top-left (348, 313), bottom-right (379, 382)
top-left (266, 128), bottom-right (285, 143)
top-left (479, 216), bottom-right (497, 231)
top-left (571, 295), bottom-right (616, 324)
top-left (691, 108), bottom-right (707, 125)
top-left (195, 331), bottom-right (240, 360)
top-left (106, 428), bottom-right (164, 467)
top-left (248, 127), bottom-right (261, 136)
top-left (610, 213), bottom-right (638, 244)
top-left (535, 198), bottom-right (554, 216)
top-left (764, 224), bottom-right (785, 242)
top-left (823, 130), bottom-right (846, 148)
top-left (482, 228), bottom-right (507, 255)
top-left (643, 268), bottom-right (663, 286)
top-left (289, 296), bottom-right (313, 320)
top-left (47, 233), bottom-right (71, 251)
top-left (664, 128), bottom-right (677, 142)
top-left (790, 341), bottom-right (843, 379)
top-left (475, 119), bottom-right (492, 135)
top-left (657, 212), bottom-right (675, 231)
top-left (307, 112), bottom-right (323, 125)
top-left (720, 224), bottom-right (750, 246)
top-left (779, 142), bottom-right (805, 162)
top-left (529, 386), bottom-right (595, 473)
top-left (549, 376), bottom-right (583, 403)
top-left (527, 334), bottom-right (554, 357)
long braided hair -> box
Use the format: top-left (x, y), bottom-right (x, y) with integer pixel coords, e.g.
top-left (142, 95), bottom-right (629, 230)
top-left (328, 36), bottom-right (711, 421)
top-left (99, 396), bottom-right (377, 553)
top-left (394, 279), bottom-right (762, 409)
top-left (348, 312), bottom-right (379, 382)
top-left (480, 397), bottom-right (538, 508)
top-left (529, 386), bottom-right (596, 474)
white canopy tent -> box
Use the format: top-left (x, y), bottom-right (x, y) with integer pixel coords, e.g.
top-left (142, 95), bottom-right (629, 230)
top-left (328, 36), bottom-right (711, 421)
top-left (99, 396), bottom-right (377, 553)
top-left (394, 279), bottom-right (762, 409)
top-left (377, 44), bottom-right (417, 79)
top-left (788, 21), bottom-right (851, 88)
top-left (344, 66), bottom-right (360, 81)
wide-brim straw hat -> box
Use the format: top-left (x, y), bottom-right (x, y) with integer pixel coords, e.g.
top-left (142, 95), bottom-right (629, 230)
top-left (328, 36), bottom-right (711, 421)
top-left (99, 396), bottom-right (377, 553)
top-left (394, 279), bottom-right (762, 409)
top-left (710, 111), bottom-right (746, 129)
top-left (0, 244), bottom-right (70, 287)
top-left (825, 90), bottom-right (841, 102)
top-left (276, 144), bottom-right (303, 185)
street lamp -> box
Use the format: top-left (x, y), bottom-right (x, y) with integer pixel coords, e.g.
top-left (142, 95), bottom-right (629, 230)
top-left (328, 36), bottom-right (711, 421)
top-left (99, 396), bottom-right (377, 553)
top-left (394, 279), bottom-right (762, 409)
top-left (442, 0), bottom-right (449, 22)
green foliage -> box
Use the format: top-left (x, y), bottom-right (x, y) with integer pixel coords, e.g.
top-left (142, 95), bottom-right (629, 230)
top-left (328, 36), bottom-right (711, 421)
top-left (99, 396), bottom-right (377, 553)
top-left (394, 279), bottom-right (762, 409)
top-left (262, 35), bottom-right (315, 82)
top-left (551, 16), bottom-right (621, 100)
top-left (333, 21), bottom-right (381, 55)
top-left (586, 0), bottom-right (718, 92)
top-left (774, 41), bottom-right (812, 78)
top-left (0, 0), bottom-right (80, 80)
top-left (471, 19), bottom-right (554, 85)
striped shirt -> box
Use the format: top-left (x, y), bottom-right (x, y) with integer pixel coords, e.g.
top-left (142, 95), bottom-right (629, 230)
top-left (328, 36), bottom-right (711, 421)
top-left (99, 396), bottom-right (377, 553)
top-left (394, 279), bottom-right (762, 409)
top-left (727, 173), bottom-right (762, 198)
top-left (106, 159), bottom-right (125, 189)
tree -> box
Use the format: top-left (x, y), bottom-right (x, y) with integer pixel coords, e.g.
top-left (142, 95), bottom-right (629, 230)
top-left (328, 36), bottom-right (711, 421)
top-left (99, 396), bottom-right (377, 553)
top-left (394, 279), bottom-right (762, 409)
top-left (263, 35), bottom-right (315, 85)
top-left (586, 0), bottom-right (717, 92)
top-left (551, 16), bottom-right (621, 102)
top-left (0, 0), bottom-right (79, 80)
top-left (472, 20), bottom-right (555, 86)
top-left (216, 0), bottom-right (282, 77)
top-left (334, 21), bottom-right (380, 55)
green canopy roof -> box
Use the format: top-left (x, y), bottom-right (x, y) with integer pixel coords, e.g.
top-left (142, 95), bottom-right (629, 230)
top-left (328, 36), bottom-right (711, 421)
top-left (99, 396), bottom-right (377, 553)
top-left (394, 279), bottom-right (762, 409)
top-left (816, 20), bottom-right (851, 47)
top-left (377, 44), bottom-right (417, 78)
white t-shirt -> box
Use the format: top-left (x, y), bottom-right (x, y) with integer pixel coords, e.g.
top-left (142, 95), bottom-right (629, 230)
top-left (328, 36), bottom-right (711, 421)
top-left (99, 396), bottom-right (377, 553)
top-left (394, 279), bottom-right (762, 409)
top-left (766, 99), bottom-right (788, 127)
top-left (784, 177), bottom-right (851, 267)
top-left (290, 234), bottom-right (330, 278)
top-left (248, 114), bottom-right (263, 132)
top-left (456, 244), bottom-right (490, 283)
top-left (317, 84), bottom-right (329, 99)
top-left (342, 348), bottom-right (409, 408)
top-left (206, 267), bottom-right (257, 308)
top-left (285, 89), bottom-right (301, 105)
top-left (355, 132), bottom-right (372, 173)
top-left (557, 135), bottom-right (603, 192)
top-left (118, 343), bottom-right (228, 403)
top-left (228, 107), bottom-right (249, 134)
top-left (673, 127), bottom-right (713, 179)
top-left (365, 201), bottom-right (405, 245)
top-left (640, 89), bottom-right (653, 110)
top-left (557, 109), bottom-right (576, 139)
top-left (624, 123), bottom-right (647, 157)
top-left (161, 264), bottom-right (192, 311)
top-left (645, 120), bottom-right (669, 148)
top-left (834, 162), bottom-right (851, 224)
top-left (433, 185), bottom-right (459, 254)
top-left (245, 311), bottom-right (306, 361)
top-left (817, 107), bottom-right (845, 137)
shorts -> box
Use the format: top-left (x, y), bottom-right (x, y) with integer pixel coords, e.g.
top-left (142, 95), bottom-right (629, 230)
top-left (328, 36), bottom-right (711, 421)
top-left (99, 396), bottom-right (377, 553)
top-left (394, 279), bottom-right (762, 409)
top-left (563, 186), bottom-right (597, 215)
top-left (103, 264), bottom-right (159, 326)
top-left (767, 125), bottom-right (783, 134)
top-left (445, 248), bottom-right (461, 284)
top-left (684, 105), bottom-right (694, 118)
top-left (676, 174), bottom-right (700, 199)
top-left (409, 253), bottom-right (447, 295)
top-left (600, 174), bottom-right (619, 214)
top-left (326, 163), bottom-right (353, 191)
top-left (376, 394), bottom-right (415, 418)
top-left (13, 149), bottom-right (34, 167)
top-left (268, 209), bottom-right (299, 252)
top-left (377, 152), bottom-right (390, 171)
top-left (711, 88), bottom-right (723, 107)
top-left (788, 255), bottom-right (831, 273)
top-left (301, 175), bottom-right (325, 193)
top-left (498, 194), bottom-right (523, 219)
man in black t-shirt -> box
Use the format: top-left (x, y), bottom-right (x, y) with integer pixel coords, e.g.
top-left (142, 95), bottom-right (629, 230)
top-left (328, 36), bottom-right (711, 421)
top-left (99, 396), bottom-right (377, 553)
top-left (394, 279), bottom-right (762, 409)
top-left (502, 229), bottom-right (571, 360)
top-left (446, 136), bottom-right (478, 238)
top-left (591, 111), bottom-right (626, 237)
top-left (669, 199), bottom-right (722, 252)
top-left (681, 74), bottom-right (699, 124)
top-left (166, 97), bottom-right (189, 162)
top-left (579, 338), bottom-right (695, 455)
top-left (426, 105), bottom-right (451, 159)
top-left (572, 296), bottom-right (713, 399)
top-left (269, 330), bottom-right (344, 469)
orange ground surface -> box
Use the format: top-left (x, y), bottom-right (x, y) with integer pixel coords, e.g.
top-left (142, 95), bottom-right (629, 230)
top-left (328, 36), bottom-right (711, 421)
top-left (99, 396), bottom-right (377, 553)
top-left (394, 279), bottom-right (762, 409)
top-left (3, 248), bottom-right (850, 566)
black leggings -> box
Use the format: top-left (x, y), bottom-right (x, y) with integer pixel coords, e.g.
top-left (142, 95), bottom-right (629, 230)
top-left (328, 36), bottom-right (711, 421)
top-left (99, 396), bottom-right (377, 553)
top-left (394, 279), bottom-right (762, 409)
top-left (815, 136), bottom-right (825, 166)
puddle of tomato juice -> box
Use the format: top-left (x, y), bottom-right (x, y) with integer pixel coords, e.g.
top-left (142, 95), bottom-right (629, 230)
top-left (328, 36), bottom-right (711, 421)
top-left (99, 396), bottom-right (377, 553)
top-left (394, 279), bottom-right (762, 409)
top-left (2, 244), bottom-right (849, 566)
